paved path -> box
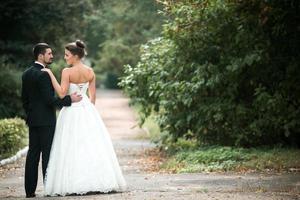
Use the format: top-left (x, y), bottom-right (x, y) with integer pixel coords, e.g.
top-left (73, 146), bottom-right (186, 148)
top-left (0, 89), bottom-right (299, 200)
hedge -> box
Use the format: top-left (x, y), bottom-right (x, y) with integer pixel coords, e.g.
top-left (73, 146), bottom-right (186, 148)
top-left (0, 118), bottom-right (28, 160)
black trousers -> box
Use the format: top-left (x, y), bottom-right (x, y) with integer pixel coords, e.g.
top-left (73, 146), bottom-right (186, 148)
top-left (24, 126), bottom-right (55, 195)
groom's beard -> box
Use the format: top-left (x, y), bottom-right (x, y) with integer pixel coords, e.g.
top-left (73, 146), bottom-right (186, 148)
top-left (45, 59), bottom-right (53, 66)
top-left (45, 62), bottom-right (52, 68)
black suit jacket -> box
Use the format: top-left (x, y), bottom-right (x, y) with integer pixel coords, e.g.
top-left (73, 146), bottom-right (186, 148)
top-left (21, 63), bottom-right (71, 127)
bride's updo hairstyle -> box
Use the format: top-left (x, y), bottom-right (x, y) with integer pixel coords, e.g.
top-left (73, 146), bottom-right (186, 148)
top-left (65, 40), bottom-right (87, 59)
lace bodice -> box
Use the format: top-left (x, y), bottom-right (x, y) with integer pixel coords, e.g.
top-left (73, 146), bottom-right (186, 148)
top-left (68, 82), bottom-right (89, 95)
top-left (68, 82), bottom-right (90, 106)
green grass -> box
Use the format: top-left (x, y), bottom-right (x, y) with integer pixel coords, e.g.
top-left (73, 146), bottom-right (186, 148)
top-left (161, 146), bottom-right (300, 173)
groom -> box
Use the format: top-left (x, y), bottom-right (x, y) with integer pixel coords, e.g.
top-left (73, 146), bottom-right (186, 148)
top-left (21, 43), bottom-right (82, 198)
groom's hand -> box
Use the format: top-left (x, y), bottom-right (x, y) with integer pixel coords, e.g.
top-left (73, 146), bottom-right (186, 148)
top-left (70, 92), bottom-right (82, 102)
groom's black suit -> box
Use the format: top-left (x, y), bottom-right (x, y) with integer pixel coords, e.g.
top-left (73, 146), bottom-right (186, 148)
top-left (21, 62), bottom-right (71, 196)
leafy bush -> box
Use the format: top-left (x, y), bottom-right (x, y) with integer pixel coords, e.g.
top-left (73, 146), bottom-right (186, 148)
top-left (120, 0), bottom-right (300, 147)
top-left (50, 59), bottom-right (66, 81)
top-left (0, 63), bottom-right (24, 119)
top-left (159, 135), bottom-right (198, 154)
top-left (0, 118), bottom-right (28, 160)
top-left (104, 72), bottom-right (120, 89)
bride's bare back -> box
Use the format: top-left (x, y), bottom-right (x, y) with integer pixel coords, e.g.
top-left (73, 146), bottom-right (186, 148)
top-left (68, 65), bottom-right (94, 83)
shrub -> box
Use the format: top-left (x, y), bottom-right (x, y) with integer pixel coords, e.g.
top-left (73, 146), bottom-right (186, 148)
top-left (0, 118), bottom-right (28, 160)
top-left (120, 0), bottom-right (300, 147)
top-left (104, 72), bottom-right (120, 89)
top-left (0, 63), bottom-right (24, 119)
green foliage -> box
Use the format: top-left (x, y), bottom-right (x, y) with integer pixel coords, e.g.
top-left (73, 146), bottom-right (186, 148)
top-left (89, 0), bottom-right (164, 87)
top-left (120, 0), bottom-right (300, 147)
top-left (0, 118), bottom-right (28, 160)
top-left (95, 39), bottom-right (136, 88)
top-left (103, 72), bottom-right (120, 89)
top-left (120, 37), bottom-right (176, 124)
top-left (0, 63), bottom-right (24, 119)
top-left (161, 145), bottom-right (300, 173)
top-left (0, 0), bottom-right (94, 67)
top-left (163, 137), bottom-right (198, 153)
top-left (50, 59), bottom-right (67, 81)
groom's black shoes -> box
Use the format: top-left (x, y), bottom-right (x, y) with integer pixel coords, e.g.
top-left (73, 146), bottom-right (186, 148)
top-left (26, 193), bottom-right (36, 198)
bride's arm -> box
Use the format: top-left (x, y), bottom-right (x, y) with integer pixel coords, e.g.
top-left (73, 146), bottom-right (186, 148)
top-left (41, 68), bottom-right (70, 98)
top-left (88, 71), bottom-right (96, 104)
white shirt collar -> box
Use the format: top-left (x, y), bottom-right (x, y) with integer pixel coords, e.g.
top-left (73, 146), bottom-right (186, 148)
top-left (34, 61), bottom-right (46, 68)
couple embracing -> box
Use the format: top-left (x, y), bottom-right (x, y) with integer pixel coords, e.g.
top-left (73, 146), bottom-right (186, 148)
top-left (21, 41), bottom-right (126, 198)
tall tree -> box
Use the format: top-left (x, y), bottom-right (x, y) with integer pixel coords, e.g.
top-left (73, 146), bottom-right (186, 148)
top-left (0, 0), bottom-right (93, 66)
top-left (84, 0), bottom-right (164, 88)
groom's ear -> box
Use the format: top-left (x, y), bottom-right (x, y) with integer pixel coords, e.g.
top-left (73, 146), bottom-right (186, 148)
top-left (37, 54), bottom-right (44, 60)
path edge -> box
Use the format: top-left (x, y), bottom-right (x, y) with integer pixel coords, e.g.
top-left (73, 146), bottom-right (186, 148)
top-left (0, 146), bottom-right (28, 166)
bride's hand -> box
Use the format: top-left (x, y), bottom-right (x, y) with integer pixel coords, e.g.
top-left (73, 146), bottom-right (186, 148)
top-left (41, 68), bottom-right (52, 74)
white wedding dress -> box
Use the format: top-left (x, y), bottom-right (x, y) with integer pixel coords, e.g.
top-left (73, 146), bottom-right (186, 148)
top-left (44, 82), bottom-right (126, 196)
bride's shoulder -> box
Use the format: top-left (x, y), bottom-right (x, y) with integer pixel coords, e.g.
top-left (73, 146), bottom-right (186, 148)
top-left (83, 65), bottom-right (93, 70)
top-left (62, 67), bottom-right (71, 71)
top-left (62, 67), bottom-right (72, 73)
top-left (83, 65), bottom-right (94, 73)
top-left (61, 67), bottom-right (71, 76)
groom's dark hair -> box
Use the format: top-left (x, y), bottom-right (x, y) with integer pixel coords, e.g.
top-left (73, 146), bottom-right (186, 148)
top-left (33, 43), bottom-right (51, 60)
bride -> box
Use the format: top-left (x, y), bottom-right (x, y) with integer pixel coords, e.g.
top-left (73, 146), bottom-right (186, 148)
top-left (42, 40), bottom-right (126, 196)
